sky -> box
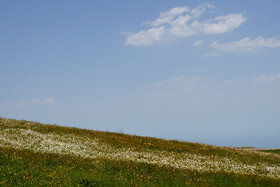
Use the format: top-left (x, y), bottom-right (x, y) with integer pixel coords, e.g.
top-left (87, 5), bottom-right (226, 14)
top-left (1, 0), bottom-right (280, 148)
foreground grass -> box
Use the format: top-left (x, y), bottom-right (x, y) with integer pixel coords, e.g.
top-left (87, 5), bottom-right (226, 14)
top-left (0, 118), bottom-right (280, 186)
top-left (1, 147), bottom-right (280, 186)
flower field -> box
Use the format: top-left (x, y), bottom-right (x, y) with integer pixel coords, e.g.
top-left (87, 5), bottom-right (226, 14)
top-left (0, 118), bottom-right (279, 186)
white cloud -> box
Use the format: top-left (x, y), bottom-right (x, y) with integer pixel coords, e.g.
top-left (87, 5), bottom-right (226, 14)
top-left (31, 97), bottom-right (56, 105)
top-left (125, 3), bottom-right (245, 46)
top-left (212, 36), bottom-right (280, 51)
top-left (252, 74), bottom-right (280, 84)
top-left (194, 40), bottom-right (204, 46)
top-left (125, 26), bottom-right (166, 46)
top-left (191, 14), bottom-right (246, 34)
top-left (224, 79), bottom-right (238, 86)
top-left (148, 6), bottom-right (190, 27)
top-left (203, 52), bottom-right (219, 58)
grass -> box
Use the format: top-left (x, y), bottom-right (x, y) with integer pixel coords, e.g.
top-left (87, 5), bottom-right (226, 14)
top-left (260, 150), bottom-right (280, 155)
top-left (0, 118), bottom-right (280, 186)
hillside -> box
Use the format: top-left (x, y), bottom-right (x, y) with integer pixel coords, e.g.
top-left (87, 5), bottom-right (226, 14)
top-left (0, 118), bottom-right (279, 186)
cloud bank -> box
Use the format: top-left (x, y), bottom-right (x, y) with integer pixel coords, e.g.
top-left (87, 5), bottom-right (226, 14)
top-left (212, 36), bottom-right (280, 51)
top-left (125, 3), bottom-right (246, 46)
top-left (252, 73), bottom-right (280, 84)
top-left (31, 97), bottom-right (56, 105)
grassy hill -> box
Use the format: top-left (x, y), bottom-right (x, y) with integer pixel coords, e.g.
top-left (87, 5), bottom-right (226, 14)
top-left (0, 118), bottom-right (279, 186)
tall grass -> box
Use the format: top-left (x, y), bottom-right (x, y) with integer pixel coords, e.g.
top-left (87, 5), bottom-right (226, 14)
top-left (0, 118), bottom-right (280, 186)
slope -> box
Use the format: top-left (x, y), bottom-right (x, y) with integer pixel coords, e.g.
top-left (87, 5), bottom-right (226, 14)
top-left (0, 118), bottom-right (279, 186)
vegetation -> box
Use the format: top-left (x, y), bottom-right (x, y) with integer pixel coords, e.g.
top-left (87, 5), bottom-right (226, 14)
top-left (0, 118), bottom-right (279, 186)
top-left (260, 149), bottom-right (280, 155)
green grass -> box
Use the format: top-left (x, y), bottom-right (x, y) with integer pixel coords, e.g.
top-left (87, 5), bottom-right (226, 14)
top-left (0, 118), bottom-right (280, 186)
top-left (1, 147), bottom-right (279, 186)
top-left (260, 149), bottom-right (280, 155)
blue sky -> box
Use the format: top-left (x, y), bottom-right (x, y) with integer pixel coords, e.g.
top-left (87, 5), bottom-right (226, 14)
top-left (1, 0), bottom-right (280, 148)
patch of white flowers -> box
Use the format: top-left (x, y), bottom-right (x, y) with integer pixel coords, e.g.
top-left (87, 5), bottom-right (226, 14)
top-left (0, 128), bottom-right (279, 179)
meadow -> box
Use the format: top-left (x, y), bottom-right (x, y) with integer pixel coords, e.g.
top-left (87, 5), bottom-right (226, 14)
top-left (0, 118), bottom-right (279, 186)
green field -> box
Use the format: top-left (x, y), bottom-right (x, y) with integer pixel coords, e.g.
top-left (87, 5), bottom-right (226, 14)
top-left (0, 118), bottom-right (279, 186)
